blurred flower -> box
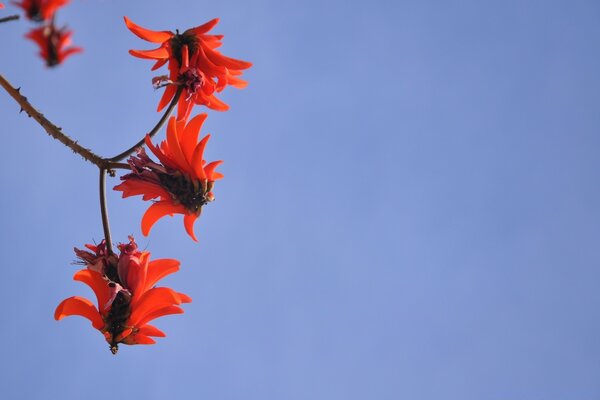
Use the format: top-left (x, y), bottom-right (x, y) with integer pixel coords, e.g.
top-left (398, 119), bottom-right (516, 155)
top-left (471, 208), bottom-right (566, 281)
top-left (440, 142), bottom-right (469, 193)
top-left (55, 237), bottom-right (191, 354)
top-left (26, 24), bottom-right (82, 66)
top-left (0, 4), bottom-right (4, 9)
top-left (12, 0), bottom-right (69, 22)
top-left (114, 114), bottom-right (223, 242)
top-left (124, 16), bottom-right (252, 120)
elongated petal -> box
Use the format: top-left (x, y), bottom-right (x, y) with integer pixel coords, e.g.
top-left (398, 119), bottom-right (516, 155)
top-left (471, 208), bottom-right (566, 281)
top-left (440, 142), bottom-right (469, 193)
top-left (129, 47), bottom-right (169, 60)
top-left (157, 84), bottom-right (177, 112)
top-left (166, 117), bottom-right (194, 175)
top-left (151, 58), bottom-right (169, 71)
top-left (55, 296), bottom-right (105, 330)
top-left (128, 287), bottom-right (183, 326)
top-left (191, 135), bottom-right (211, 181)
top-left (187, 18), bottom-right (220, 36)
top-left (73, 269), bottom-right (111, 312)
top-left (183, 213), bottom-right (199, 242)
top-left (124, 16), bottom-right (172, 43)
top-left (204, 160), bottom-right (223, 181)
top-left (177, 293), bottom-right (193, 303)
top-left (123, 333), bottom-right (156, 345)
top-left (145, 259), bottom-right (180, 291)
top-left (141, 201), bottom-right (187, 237)
top-left (205, 49), bottom-right (253, 70)
top-left (181, 113), bottom-right (208, 163)
top-left (114, 180), bottom-right (170, 201)
top-left (136, 305), bottom-right (184, 327)
top-left (138, 324), bottom-right (166, 337)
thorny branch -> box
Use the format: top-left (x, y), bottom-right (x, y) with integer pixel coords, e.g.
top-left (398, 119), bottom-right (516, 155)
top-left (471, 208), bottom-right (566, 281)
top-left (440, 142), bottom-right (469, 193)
top-left (0, 73), bottom-right (107, 168)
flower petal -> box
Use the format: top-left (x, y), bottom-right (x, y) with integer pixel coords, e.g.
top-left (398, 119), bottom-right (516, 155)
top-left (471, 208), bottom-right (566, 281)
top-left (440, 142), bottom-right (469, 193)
top-left (124, 16), bottom-right (172, 43)
top-left (136, 305), bottom-right (184, 327)
top-left (55, 296), bottom-right (105, 330)
top-left (183, 213), bottom-right (199, 242)
top-left (128, 287), bottom-right (183, 326)
top-left (73, 269), bottom-right (111, 312)
top-left (144, 259), bottom-right (180, 291)
top-left (137, 324), bottom-right (166, 337)
top-left (141, 201), bottom-right (186, 237)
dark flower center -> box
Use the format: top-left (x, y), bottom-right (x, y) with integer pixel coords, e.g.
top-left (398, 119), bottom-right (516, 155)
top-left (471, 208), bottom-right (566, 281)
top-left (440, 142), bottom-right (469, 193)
top-left (27, 4), bottom-right (43, 22)
top-left (159, 172), bottom-right (211, 213)
top-left (106, 291), bottom-right (131, 355)
top-left (44, 28), bottom-right (60, 67)
top-left (170, 32), bottom-right (199, 67)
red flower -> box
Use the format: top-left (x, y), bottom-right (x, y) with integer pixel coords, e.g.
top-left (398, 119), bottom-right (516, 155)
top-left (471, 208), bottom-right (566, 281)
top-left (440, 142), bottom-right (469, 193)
top-left (12, 0), bottom-right (69, 22)
top-left (114, 114), bottom-right (223, 242)
top-left (26, 24), bottom-right (82, 67)
top-left (0, 4), bottom-right (4, 9)
top-left (124, 16), bottom-right (252, 120)
top-left (55, 237), bottom-right (191, 354)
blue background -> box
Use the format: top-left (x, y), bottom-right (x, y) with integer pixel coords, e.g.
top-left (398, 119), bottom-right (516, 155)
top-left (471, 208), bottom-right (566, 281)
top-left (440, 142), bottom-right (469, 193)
top-left (1, 0), bottom-right (600, 398)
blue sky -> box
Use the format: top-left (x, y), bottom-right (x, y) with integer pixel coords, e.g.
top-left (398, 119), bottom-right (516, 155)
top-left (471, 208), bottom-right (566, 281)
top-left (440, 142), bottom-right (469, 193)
top-left (1, 0), bottom-right (600, 399)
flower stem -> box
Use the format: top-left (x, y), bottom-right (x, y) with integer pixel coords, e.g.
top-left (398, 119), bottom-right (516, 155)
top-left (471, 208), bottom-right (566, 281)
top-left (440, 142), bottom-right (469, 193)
top-left (0, 73), bottom-right (107, 169)
top-left (99, 168), bottom-right (113, 254)
top-left (0, 15), bottom-right (19, 24)
top-left (109, 86), bottom-right (183, 162)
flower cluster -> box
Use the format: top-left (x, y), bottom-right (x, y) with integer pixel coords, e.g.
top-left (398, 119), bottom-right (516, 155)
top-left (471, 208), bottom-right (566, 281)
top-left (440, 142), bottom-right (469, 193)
top-left (55, 237), bottom-right (191, 354)
top-left (12, 0), bottom-right (81, 66)
top-left (44, 16), bottom-right (251, 353)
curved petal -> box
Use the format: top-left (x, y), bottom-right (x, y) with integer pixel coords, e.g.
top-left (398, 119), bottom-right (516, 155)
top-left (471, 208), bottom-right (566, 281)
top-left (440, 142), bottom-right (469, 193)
top-left (129, 47), bottom-right (169, 60)
top-left (181, 113), bottom-right (208, 163)
top-left (141, 201), bottom-right (186, 237)
top-left (145, 259), bottom-right (180, 291)
top-left (177, 292), bottom-right (193, 303)
top-left (136, 305), bottom-right (184, 327)
top-left (166, 117), bottom-right (194, 175)
top-left (157, 84), bottom-right (177, 112)
top-left (204, 160), bottom-right (223, 181)
top-left (55, 296), bottom-right (105, 330)
top-left (187, 18), bottom-right (220, 36)
top-left (128, 287), bottom-right (183, 326)
top-left (124, 16), bottom-right (173, 43)
top-left (123, 333), bottom-right (156, 345)
top-left (191, 135), bottom-right (211, 181)
top-left (137, 324), bottom-right (166, 337)
top-left (183, 213), bottom-right (199, 242)
top-left (205, 49), bottom-right (253, 70)
top-left (73, 269), bottom-right (111, 312)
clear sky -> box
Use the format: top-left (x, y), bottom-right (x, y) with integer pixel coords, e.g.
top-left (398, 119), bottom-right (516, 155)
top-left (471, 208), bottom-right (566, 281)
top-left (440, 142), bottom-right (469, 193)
top-left (1, 0), bottom-right (600, 399)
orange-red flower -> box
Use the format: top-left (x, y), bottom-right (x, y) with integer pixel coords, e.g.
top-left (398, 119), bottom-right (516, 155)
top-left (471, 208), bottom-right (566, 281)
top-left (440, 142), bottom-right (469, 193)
top-left (12, 0), bottom-right (68, 22)
top-left (26, 24), bottom-right (82, 67)
top-left (0, 3), bottom-right (4, 9)
top-left (55, 237), bottom-right (191, 354)
top-left (114, 114), bottom-right (223, 242)
top-left (124, 16), bottom-right (252, 120)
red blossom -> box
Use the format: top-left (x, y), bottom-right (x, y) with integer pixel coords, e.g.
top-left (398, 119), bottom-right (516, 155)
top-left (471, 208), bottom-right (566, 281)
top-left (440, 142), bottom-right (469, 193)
top-left (55, 236), bottom-right (191, 354)
top-left (12, 0), bottom-right (69, 22)
top-left (26, 23), bottom-right (82, 67)
top-left (114, 114), bottom-right (223, 242)
top-left (124, 16), bottom-right (252, 120)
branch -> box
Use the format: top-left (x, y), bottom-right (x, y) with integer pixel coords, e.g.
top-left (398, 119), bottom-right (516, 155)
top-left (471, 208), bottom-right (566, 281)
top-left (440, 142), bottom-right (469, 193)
top-left (0, 15), bottom-right (19, 24)
top-left (99, 168), bottom-right (113, 254)
top-left (108, 86), bottom-right (183, 162)
top-left (0, 73), bottom-right (107, 169)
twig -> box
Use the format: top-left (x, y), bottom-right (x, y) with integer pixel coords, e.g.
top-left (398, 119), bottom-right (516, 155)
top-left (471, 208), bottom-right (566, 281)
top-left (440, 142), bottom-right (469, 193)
top-left (0, 15), bottom-right (19, 24)
top-left (0, 73), bottom-right (107, 169)
top-left (99, 168), bottom-right (113, 254)
top-left (108, 86), bottom-right (183, 162)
